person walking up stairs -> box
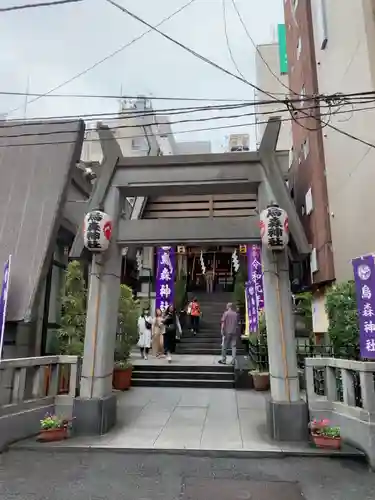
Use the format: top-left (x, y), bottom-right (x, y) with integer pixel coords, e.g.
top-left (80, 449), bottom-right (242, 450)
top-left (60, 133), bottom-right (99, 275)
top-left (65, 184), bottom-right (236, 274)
top-left (188, 297), bottom-right (201, 336)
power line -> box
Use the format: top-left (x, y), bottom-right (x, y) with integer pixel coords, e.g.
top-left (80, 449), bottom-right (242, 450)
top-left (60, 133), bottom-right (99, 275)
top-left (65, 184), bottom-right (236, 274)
top-left (104, 0), bottom-right (375, 152)
top-left (222, 0), bottom-right (248, 82)
top-left (1, 95), bottom-right (333, 126)
top-left (0, 90), bottom-right (251, 103)
top-left (1, 103), bottom-right (375, 148)
top-left (4, 0), bottom-right (197, 115)
top-left (0, 101), bottom-right (352, 139)
top-left (230, 0), bottom-right (299, 97)
top-left (104, 0), bottom-right (283, 104)
top-left (0, 0), bottom-right (83, 12)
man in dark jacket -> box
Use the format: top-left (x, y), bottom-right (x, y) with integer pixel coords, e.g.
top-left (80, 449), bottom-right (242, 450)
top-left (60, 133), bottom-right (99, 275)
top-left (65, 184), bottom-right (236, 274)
top-left (218, 302), bottom-right (238, 365)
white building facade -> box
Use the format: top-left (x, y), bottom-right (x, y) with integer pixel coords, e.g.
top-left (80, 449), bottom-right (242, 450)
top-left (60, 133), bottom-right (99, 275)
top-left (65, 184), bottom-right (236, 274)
top-left (311, 0), bottom-right (375, 282)
top-left (254, 43), bottom-right (292, 152)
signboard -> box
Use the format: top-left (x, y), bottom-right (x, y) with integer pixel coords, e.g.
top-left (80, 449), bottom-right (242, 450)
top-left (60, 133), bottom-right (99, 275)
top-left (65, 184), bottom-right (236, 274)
top-left (352, 255), bottom-right (375, 359)
top-left (277, 24), bottom-right (288, 74)
top-left (0, 256), bottom-right (11, 362)
top-left (239, 245), bottom-right (247, 254)
top-left (177, 246), bottom-right (186, 254)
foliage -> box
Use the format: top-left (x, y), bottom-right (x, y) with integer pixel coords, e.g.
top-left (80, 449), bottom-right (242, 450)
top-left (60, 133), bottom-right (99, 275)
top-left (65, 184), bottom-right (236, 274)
top-left (325, 281), bottom-right (359, 356)
top-left (58, 261), bottom-right (87, 356)
top-left (309, 418), bottom-right (340, 438)
top-left (114, 284), bottom-right (140, 365)
top-left (58, 263), bottom-right (139, 363)
top-left (40, 413), bottom-right (69, 430)
top-left (248, 311), bottom-right (269, 372)
top-left (293, 291), bottom-right (313, 335)
top-left (175, 273), bottom-right (187, 311)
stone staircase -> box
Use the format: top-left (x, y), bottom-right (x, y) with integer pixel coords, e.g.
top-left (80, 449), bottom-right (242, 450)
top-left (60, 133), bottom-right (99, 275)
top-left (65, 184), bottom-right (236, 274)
top-left (131, 363), bottom-right (234, 389)
top-left (131, 292), bottom-right (243, 389)
top-left (177, 292), bottom-right (243, 356)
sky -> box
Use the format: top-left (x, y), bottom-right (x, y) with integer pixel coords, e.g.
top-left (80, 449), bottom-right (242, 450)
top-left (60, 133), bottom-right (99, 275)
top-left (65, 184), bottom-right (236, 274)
top-left (0, 0), bottom-right (284, 151)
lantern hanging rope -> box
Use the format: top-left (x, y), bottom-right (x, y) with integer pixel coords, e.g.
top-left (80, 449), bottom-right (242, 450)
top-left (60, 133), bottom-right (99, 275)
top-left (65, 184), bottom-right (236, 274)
top-left (200, 250), bottom-right (206, 275)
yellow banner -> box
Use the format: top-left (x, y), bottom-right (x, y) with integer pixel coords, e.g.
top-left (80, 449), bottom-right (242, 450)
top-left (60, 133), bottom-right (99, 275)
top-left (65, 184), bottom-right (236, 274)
top-left (243, 288), bottom-right (250, 338)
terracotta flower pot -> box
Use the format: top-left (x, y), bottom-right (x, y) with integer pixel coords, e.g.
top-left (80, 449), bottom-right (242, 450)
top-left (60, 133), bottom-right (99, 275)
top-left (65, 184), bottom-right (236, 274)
top-left (37, 427), bottom-right (68, 442)
top-left (312, 434), bottom-right (341, 450)
top-left (112, 366), bottom-right (133, 391)
top-left (251, 371), bottom-right (270, 391)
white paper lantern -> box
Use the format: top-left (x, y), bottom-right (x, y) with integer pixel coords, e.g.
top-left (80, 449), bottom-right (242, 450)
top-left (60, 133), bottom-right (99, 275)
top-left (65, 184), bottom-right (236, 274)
top-left (259, 203), bottom-right (289, 251)
top-left (83, 210), bottom-right (113, 252)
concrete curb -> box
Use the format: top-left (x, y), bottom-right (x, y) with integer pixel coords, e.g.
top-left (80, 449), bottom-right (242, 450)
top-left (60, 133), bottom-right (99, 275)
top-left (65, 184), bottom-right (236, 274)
top-left (8, 441), bottom-right (366, 462)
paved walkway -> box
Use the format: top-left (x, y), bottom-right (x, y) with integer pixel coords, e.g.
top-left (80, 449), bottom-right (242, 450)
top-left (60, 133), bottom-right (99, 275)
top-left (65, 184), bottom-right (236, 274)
top-left (16, 387), bottom-right (362, 457)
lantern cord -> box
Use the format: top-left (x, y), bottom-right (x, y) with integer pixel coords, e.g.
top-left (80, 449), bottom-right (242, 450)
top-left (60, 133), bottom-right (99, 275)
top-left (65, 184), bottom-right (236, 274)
top-left (90, 255), bottom-right (102, 399)
top-left (275, 268), bottom-right (291, 403)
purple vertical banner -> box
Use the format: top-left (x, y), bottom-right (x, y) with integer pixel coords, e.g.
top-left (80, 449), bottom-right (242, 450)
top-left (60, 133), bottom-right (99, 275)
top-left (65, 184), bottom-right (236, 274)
top-left (155, 247), bottom-right (176, 313)
top-left (352, 255), bottom-right (375, 359)
top-left (245, 281), bottom-right (258, 332)
top-left (0, 256), bottom-right (11, 362)
top-left (247, 245), bottom-right (264, 311)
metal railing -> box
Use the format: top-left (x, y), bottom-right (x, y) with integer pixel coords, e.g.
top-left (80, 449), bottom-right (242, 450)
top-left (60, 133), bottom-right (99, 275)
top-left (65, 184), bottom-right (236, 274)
top-left (305, 357), bottom-right (375, 410)
top-left (245, 339), bottom-right (360, 371)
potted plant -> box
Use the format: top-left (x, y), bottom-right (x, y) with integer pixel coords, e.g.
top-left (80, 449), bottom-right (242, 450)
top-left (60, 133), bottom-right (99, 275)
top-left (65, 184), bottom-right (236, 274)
top-left (112, 285), bottom-right (139, 391)
top-left (249, 313), bottom-right (270, 391)
top-left (38, 413), bottom-right (72, 442)
top-left (309, 418), bottom-right (341, 449)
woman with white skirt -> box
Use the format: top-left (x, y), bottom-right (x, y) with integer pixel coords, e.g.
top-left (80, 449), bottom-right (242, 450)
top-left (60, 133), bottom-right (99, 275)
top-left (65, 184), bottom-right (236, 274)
top-left (137, 308), bottom-right (153, 360)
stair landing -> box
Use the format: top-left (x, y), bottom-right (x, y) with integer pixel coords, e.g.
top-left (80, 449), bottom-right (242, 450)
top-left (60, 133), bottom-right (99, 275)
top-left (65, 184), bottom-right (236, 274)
top-left (131, 353), bottom-right (235, 389)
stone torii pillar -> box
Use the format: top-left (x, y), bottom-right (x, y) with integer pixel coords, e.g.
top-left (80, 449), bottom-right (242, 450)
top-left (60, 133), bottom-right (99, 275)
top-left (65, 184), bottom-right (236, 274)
top-left (73, 186), bottom-right (122, 435)
top-left (258, 180), bottom-right (308, 441)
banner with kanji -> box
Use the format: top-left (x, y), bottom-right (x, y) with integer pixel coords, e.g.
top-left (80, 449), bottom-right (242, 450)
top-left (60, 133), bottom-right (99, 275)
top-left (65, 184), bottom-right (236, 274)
top-left (155, 247), bottom-right (176, 313)
top-left (247, 244), bottom-right (264, 311)
top-left (352, 254), bottom-right (375, 359)
top-left (245, 281), bottom-right (258, 334)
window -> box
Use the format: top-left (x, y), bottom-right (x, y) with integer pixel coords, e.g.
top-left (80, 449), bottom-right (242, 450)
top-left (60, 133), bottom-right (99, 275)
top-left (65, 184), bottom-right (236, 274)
top-left (300, 85), bottom-right (306, 106)
top-left (302, 137), bottom-right (309, 159)
top-left (297, 37), bottom-right (302, 59)
top-left (305, 187), bottom-right (313, 215)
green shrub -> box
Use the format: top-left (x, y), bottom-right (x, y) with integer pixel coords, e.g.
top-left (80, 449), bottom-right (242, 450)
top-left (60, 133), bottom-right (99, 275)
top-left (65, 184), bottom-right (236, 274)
top-left (58, 262), bottom-right (139, 362)
top-left (58, 261), bottom-right (87, 356)
top-left (325, 280), bottom-right (359, 357)
top-left (115, 284), bottom-right (140, 364)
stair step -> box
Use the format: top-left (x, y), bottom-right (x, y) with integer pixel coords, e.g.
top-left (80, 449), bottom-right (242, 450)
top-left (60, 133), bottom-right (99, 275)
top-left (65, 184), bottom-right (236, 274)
top-left (133, 364), bottom-right (233, 373)
top-left (132, 378), bottom-right (234, 389)
top-left (179, 342), bottom-right (223, 349)
top-left (176, 348), bottom-right (245, 355)
top-left (180, 338), bottom-right (221, 344)
top-left (132, 370), bottom-right (234, 381)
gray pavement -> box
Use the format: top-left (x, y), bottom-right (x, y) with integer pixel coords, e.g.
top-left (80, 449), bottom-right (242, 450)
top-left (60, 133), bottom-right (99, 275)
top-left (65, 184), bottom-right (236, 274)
top-left (15, 387), bottom-right (362, 458)
top-left (0, 449), bottom-right (374, 499)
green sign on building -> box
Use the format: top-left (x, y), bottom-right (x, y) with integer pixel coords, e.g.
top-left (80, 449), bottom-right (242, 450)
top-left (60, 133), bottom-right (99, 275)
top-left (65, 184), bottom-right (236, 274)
top-left (277, 24), bottom-right (288, 74)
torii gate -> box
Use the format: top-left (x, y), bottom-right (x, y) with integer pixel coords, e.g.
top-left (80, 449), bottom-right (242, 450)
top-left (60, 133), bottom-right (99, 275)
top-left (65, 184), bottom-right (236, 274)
top-left (70, 118), bottom-right (310, 442)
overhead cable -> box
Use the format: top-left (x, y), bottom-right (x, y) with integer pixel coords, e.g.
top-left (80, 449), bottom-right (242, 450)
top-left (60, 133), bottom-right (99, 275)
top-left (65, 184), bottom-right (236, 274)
top-left (0, 101), bottom-right (360, 138)
top-left (0, 0), bottom-right (83, 12)
top-left (105, 0), bottom-right (283, 103)
top-left (1, 103), bottom-right (375, 148)
top-left (4, 0), bottom-right (197, 115)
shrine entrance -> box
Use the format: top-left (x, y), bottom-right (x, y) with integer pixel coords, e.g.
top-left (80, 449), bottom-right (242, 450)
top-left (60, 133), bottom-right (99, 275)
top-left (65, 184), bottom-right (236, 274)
top-left (186, 246), bottom-right (235, 293)
top-left (70, 117), bottom-right (310, 443)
